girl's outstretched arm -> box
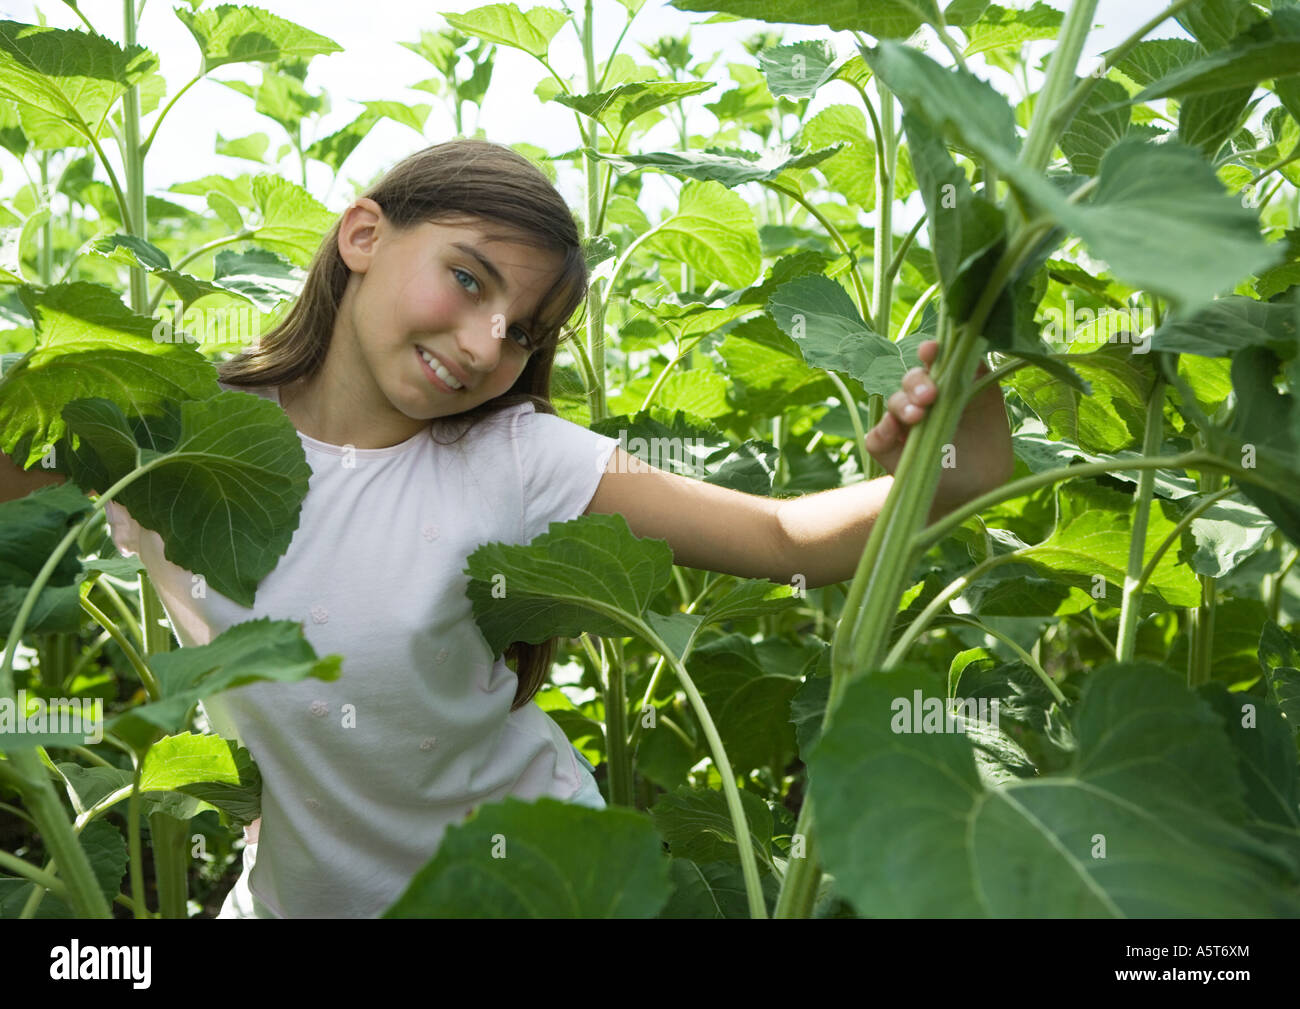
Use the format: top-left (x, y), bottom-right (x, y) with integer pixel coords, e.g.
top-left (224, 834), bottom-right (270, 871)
top-left (584, 341), bottom-right (1013, 589)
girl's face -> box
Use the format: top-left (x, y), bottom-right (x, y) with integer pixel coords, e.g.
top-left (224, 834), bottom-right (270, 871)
top-left (336, 199), bottom-right (564, 424)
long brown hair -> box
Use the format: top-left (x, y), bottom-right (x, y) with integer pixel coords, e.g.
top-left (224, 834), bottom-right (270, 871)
top-left (217, 138), bottom-right (590, 710)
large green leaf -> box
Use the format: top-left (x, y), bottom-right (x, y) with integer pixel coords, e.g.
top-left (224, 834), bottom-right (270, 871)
top-left (1258, 621), bottom-right (1300, 743)
top-left (384, 797), bottom-right (671, 917)
top-left (555, 81), bottom-right (713, 136)
top-left (0, 482), bottom-right (92, 637)
top-left (1002, 138), bottom-right (1280, 313)
top-left (903, 111), bottom-right (1005, 321)
top-left (800, 105), bottom-right (875, 209)
top-left (650, 786), bottom-right (774, 868)
top-left (689, 633), bottom-right (801, 771)
top-left (669, 0), bottom-right (940, 39)
top-left (1019, 482), bottom-right (1203, 610)
top-left (963, 2), bottom-right (1062, 55)
top-left (643, 180), bottom-right (761, 288)
top-left (860, 38), bottom-right (1020, 162)
top-left (463, 513), bottom-right (674, 655)
top-left (174, 4), bottom-right (341, 72)
top-left (1059, 79), bottom-right (1131, 176)
top-left (1134, 8), bottom-right (1300, 101)
top-left (115, 619), bottom-right (339, 739)
top-left (0, 283), bottom-right (219, 468)
top-left (1204, 346), bottom-right (1300, 546)
top-left (767, 274), bottom-right (928, 395)
top-left (0, 21), bottom-right (157, 143)
top-left (442, 3), bottom-right (567, 58)
top-left (588, 143), bottom-right (844, 188)
top-left (1148, 295), bottom-right (1299, 358)
top-left (57, 394), bottom-right (311, 607)
top-left (757, 41), bottom-right (840, 99)
top-left (812, 662), bottom-right (1300, 916)
top-left (247, 175), bottom-right (333, 266)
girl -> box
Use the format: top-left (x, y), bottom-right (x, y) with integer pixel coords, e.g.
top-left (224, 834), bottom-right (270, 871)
top-left (13, 138), bottom-right (1013, 918)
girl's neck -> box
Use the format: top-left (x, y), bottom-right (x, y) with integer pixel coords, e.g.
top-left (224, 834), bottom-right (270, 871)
top-left (278, 372), bottom-right (428, 450)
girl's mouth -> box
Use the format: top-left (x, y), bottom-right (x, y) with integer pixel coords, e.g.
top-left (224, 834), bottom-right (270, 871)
top-left (416, 346), bottom-right (465, 391)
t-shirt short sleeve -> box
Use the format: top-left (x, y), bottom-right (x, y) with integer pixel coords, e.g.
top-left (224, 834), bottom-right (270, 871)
top-left (512, 403), bottom-right (619, 544)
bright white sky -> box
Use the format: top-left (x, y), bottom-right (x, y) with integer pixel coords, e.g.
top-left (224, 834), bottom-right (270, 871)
top-left (1, 1), bottom-right (1188, 214)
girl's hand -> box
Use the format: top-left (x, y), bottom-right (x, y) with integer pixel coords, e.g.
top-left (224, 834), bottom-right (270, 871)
top-left (864, 339), bottom-right (1014, 509)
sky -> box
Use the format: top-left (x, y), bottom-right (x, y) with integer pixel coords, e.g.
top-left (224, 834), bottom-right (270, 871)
top-left (0, 0), bottom-right (1192, 215)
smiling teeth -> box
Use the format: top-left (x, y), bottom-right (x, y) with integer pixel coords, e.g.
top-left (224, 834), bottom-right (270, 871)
top-left (419, 348), bottom-right (463, 389)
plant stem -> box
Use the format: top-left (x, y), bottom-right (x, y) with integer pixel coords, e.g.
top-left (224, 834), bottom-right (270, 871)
top-left (150, 811), bottom-right (190, 918)
top-left (1115, 374), bottom-right (1166, 662)
top-left (602, 637), bottom-right (633, 806)
top-left (79, 595), bottom-right (158, 698)
top-left (1017, 0), bottom-right (1101, 202)
top-left (633, 617), bottom-right (766, 918)
top-left (122, 0), bottom-right (148, 313)
top-left (581, 0), bottom-right (607, 422)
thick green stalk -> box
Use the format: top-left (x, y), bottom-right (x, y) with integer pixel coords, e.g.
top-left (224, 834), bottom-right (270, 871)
top-left (581, 0), bottom-right (607, 422)
top-left (149, 812), bottom-right (190, 918)
top-left (1019, 0), bottom-right (1099, 176)
top-left (122, 0), bottom-right (148, 313)
top-left (1115, 375), bottom-right (1166, 662)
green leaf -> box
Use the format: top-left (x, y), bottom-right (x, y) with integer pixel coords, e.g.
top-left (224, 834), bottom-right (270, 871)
top-left (860, 38), bottom-right (1020, 162)
top-left (58, 394), bottom-right (312, 607)
top-left (1134, 8), bottom-right (1300, 101)
top-left (174, 4), bottom-right (341, 72)
top-left (1258, 621), bottom-right (1300, 742)
top-left (801, 104), bottom-right (875, 209)
top-left (903, 111), bottom-right (1005, 320)
top-left (1002, 138), bottom-right (1281, 313)
top-left (215, 131), bottom-right (270, 163)
top-left (138, 731), bottom-right (240, 792)
top-left (669, 0), bottom-right (941, 39)
top-left (1178, 86), bottom-right (1253, 157)
top-left (812, 662), bottom-right (1300, 916)
top-left (644, 180), bottom-right (760, 288)
top-left (1019, 482), bottom-right (1202, 609)
top-left (0, 21), bottom-right (158, 143)
top-left (88, 235), bottom-right (237, 310)
top-left (113, 618), bottom-right (340, 741)
top-left (0, 482), bottom-right (91, 637)
top-left (1205, 346), bottom-right (1300, 546)
top-left (384, 797), bottom-right (671, 917)
top-left (963, 2), bottom-right (1063, 56)
top-left (690, 634), bottom-right (801, 771)
top-left (556, 80), bottom-right (713, 136)
top-left (464, 513), bottom-right (674, 656)
top-left (1199, 683), bottom-right (1299, 837)
top-left (1006, 342), bottom-right (1158, 453)
top-left (768, 274), bottom-right (928, 395)
top-left (1177, 0), bottom-right (1265, 50)
top-left (588, 142), bottom-right (844, 187)
top-left (248, 174), bottom-right (333, 266)
top-left (1059, 79), bottom-right (1131, 175)
top-left (211, 248), bottom-right (304, 312)
top-left (757, 41), bottom-right (839, 98)
top-left (650, 786), bottom-right (773, 867)
top-left (1149, 294), bottom-right (1299, 358)
top-left (589, 409), bottom-right (778, 495)
top-left (0, 282), bottom-right (219, 468)
top-left (442, 3), bottom-right (568, 58)
top-left (659, 858), bottom-right (778, 917)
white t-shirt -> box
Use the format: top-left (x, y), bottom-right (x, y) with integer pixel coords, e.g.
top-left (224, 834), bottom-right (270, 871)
top-left (104, 383), bottom-right (620, 918)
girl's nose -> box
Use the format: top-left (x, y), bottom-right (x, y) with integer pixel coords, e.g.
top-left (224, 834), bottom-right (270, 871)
top-left (457, 310), bottom-right (505, 373)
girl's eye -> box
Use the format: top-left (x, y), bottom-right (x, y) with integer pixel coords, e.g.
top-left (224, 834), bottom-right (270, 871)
top-left (452, 267), bottom-right (479, 295)
top-left (453, 268), bottom-right (533, 350)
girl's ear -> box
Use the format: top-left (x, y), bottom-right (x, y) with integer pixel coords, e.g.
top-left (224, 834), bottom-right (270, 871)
top-left (338, 197), bottom-right (384, 272)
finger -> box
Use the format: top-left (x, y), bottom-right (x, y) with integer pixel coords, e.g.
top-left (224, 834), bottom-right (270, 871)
top-left (888, 389), bottom-right (923, 424)
top-left (902, 366), bottom-right (936, 404)
top-left (868, 411), bottom-right (902, 449)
